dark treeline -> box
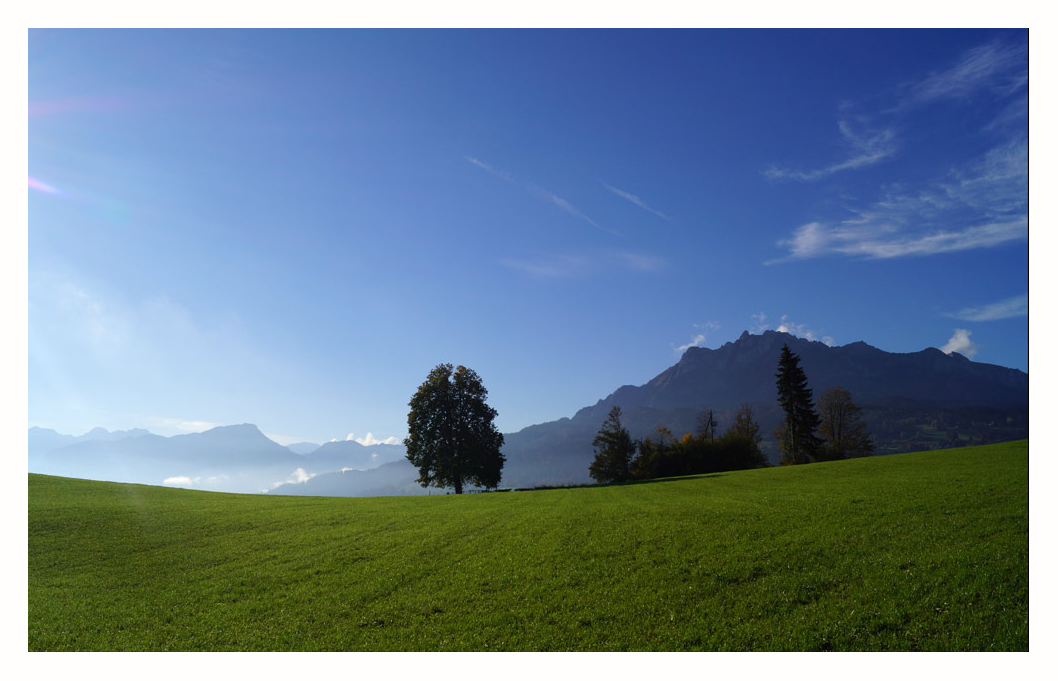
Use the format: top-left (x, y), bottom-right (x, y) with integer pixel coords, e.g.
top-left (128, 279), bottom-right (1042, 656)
top-left (590, 404), bottom-right (768, 484)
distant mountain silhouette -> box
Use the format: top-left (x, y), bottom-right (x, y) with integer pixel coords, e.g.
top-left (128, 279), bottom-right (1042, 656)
top-left (498, 331), bottom-right (1028, 487)
top-left (28, 424), bottom-right (414, 494)
top-left (285, 442), bottom-right (321, 455)
top-left (29, 426), bottom-right (153, 457)
top-left (303, 439), bottom-right (407, 472)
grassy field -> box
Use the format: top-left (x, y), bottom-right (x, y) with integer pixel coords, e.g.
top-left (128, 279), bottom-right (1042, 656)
top-left (28, 440), bottom-right (1028, 651)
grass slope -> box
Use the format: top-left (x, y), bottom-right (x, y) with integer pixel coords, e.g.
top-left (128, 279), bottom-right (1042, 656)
top-left (29, 440), bottom-right (1028, 651)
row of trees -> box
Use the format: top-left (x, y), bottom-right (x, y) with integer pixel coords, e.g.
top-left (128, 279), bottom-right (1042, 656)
top-left (589, 404), bottom-right (769, 484)
top-left (590, 343), bottom-right (874, 483)
top-left (400, 345), bottom-right (874, 493)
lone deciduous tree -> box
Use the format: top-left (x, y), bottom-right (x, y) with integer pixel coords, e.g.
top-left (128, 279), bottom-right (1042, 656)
top-left (404, 363), bottom-right (505, 494)
top-left (589, 406), bottom-right (636, 484)
top-left (775, 344), bottom-right (822, 464)
top-left (817, 386), bottom-right (874, 460)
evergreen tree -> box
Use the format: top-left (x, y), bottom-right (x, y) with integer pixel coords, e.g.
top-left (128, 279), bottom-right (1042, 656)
top-left (405, 364), bottom-right (505, 494)
top-left (775, 344), bottom-right (822, 464)
top-left (817, 386), bottom-right (875, 460)
top-left (589, 406), bottom-right (636, 484)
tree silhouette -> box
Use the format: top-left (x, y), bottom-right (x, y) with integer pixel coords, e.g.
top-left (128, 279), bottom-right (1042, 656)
top-left (775, 344), bottom-right (822, 464)
top-left (405, 364), bottom-right (504, 494)
top-left (589, 406), bottom-right (635, 484)
top-left (817, 387), bottom-right (875, 460)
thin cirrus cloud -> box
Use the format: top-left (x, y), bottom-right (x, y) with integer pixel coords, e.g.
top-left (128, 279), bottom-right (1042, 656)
top-left (466, 157), bottom-right (615, 234)
top-left (948, 294), bottom-right (1028, 322)
top-left (769, 138), bottom-right (1027, 263)
top-left (763, 121), bottom-right (897, 182)
top-left (500, 250), bottom-right (665, 279)
top-left (899, 40), bottom-right (1027, 109)
top-left (765, 39), bottom-right (1025, 184)
top-left (602, 183), bottom-right (674, 222)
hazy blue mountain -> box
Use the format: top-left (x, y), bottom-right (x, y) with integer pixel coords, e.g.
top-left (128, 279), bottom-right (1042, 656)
top-left (301, 439), bottom-right (407, 473)
top-left (29, 426), bottom-right (153, 457)
top-left (498, 331), bottom-right (1028, 488)
top-left (285, 442), bottom-right (321, 455)
top-left (268, 459), bottom-right (428, 497)
top-left (31, 424), bottom-right (316, 493)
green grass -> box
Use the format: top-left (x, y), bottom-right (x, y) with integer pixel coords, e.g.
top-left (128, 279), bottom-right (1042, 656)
top-left (29, 440), bottom-right (1028, 651)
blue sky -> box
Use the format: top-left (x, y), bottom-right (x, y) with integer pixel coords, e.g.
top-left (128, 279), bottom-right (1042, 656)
top-left (27, 29), bottom-right (1029, 445)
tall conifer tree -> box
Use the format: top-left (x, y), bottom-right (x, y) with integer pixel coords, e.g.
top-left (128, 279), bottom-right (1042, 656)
top-left (775, 344), bottom-right (822, 464)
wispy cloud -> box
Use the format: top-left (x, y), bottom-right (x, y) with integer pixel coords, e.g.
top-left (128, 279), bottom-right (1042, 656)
top-left (764, 38), bottom-right (1025, 186)
top-left (900, 40), bottom-right (1027, 109)
top-left (770, 138), bottom-right (1027, 263)
top-left (941, 328), bottom-right (979, 357)
top-left (948, 294), bottom-right (1027, 322)
top-left (500, 250), bottom-right (665, 278)
top-left (773, 217), bottom-right (1027, 262)
top-left (467, 157), bottom-right (612, 234)
top-left (764, 120), bottom-right (897, 182)
top-left (603, 183), bottom-right (674, 222)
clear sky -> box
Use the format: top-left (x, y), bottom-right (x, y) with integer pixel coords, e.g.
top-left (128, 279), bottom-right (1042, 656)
top-left (28, 28), bottom-right (1029, 446)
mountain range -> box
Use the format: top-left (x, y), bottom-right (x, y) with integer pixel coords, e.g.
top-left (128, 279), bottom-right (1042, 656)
top-left (28, 330), bottom-right (1027, 495)
top-left (29, 424), bottom-right (406, 494)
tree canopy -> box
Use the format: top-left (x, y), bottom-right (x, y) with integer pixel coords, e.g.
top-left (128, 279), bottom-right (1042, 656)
top-left (817, 386), bottom-right (875, 460)
top-left (404, 363), bottom-right (505, 494)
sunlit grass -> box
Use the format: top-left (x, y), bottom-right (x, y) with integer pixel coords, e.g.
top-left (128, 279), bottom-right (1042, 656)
top-left (29, 440), bottom-right (1028, 651)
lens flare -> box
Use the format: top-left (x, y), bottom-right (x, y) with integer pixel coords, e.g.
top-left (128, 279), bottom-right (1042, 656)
top-left (29, 176), bottom-right (61, 195)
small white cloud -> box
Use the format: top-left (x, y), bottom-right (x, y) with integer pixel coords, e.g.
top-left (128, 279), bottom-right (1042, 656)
top-left (941, 328), bottom-right (979, 357)
top-left (676, 334), bottom-right (707, 354)
top-left (751, 312), bottom-right (769, 333)
top-left (346, 432), bottom-right (401, 446)
top-left (773, 315), bottom-right (835, 346)
top-left (162, 476), bottom-right (196, 486)
top-left (268, 467), bottom-right (316, 490)
top-left (675, 322), bottom-right (722, 354)
top-left (948, 294), bottom-right (1027, 322)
